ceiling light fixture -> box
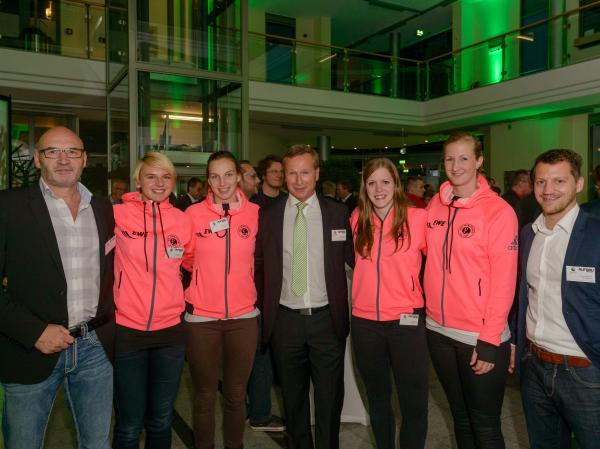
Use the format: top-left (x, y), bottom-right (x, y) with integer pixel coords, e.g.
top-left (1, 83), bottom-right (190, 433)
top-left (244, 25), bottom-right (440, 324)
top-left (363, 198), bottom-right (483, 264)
top-left (161, 114), bottom-right (212, 122)
top-left (517, 33), bottom-right (534, 42)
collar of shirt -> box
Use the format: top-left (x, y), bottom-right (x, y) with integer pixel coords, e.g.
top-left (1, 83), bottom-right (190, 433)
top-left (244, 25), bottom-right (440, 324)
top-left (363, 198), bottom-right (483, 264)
top-left (342, 193), bottom-right (352, 202)
top-left (39, 177), bottom-right (93, 210)
top-left (187, 193), bottom-right (197, 203)
top-left (287, 191), bottom-right (318, 211)
top-left (532, 203), bottom-right (579, 236)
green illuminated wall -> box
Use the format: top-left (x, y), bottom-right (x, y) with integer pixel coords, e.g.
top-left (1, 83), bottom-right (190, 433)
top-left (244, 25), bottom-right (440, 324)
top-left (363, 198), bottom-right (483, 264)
top-left (453, 0), bottom-right (519, 91)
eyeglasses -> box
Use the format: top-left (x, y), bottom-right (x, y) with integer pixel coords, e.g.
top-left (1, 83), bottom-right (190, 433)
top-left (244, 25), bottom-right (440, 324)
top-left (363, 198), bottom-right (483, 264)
top-left (39, 147), bottom-right (85, 159)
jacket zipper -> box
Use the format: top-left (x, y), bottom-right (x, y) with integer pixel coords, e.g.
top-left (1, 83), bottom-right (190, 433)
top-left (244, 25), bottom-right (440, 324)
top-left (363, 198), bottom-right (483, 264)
top-left (224, 214), bottom-right (230, 319)
top-left (440, 208), bottom-right (458, 326)
top-left (118, 271), bottom-right (123, 289)
top-left (146, 202), bottom-right (158, 331)
top-left (375, 214), bottom-right (386, 321)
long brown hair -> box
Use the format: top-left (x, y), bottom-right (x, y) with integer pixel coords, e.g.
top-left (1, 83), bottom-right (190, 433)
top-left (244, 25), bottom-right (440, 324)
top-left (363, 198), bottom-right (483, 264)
top-left (355, 158), bottom-right (411, 259)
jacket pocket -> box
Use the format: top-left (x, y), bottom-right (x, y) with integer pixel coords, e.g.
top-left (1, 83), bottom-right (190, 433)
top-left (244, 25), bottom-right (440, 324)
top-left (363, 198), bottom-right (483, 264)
top-left (195, 269), bottom-right (198, 286)
top-left (478, 278), bottom-right (482, 296)
top-left (118, 271), bottom-right (123, 289)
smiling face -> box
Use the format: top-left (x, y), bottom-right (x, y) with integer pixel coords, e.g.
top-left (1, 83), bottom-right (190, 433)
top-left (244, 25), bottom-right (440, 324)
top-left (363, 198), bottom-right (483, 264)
top-left (366, 167), bottom-right (395, 215)
top-left (534, 161), bottom-right (583, 226)
top-left (136, 164), bottom-right (175, 203)
top-left (34, 127), bottom-right (87, 190)
top-left (284, 153), bottom-right (319, 202)
top-left (444, 138), bottom-right (483, 194)
top-left (207, 157), bottom-right (241, 204)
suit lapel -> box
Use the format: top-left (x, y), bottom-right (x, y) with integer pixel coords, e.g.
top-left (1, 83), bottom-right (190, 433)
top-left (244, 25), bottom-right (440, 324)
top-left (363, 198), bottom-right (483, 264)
top-left (28, 184), bottom-right (66, 280)
top-left (317, 195), bottom-right (331, 277)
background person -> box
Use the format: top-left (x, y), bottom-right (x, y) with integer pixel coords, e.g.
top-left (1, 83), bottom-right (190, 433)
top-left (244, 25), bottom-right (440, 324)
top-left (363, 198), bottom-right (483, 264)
top-left (0, 126), bottom-right (115, 449)
top-left (255, 145), bottom-right (354, 449)
top-left (110, 178), bottom-right (128, 205)
top-left (405, 176), bottom-right (426, 208)
top-left (336, 179), bottom-right (357, 213)
top-left (501, 170), bottom-right (532, 211)
top-left (112, 152), bottom-right (193, 449)
top-left (239, 160), bottom-right (260, 200)
top-left (184, 151), bottom-right (260, 449)
top-left (351, 158), bottom-right (429, 449)
top-left (252, 154), bottom-right (286, 207)
top-left (176, 177), bottom-right (204, 211)
top-left (424, 131), bottom-right (518, 449)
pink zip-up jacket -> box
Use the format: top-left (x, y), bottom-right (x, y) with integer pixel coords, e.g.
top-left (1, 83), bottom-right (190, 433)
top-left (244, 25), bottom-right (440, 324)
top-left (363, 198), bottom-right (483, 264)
top-left (184, 188), bottom-right (259, 319)
top-left (114, 192), bottom-right (194, 331)
top-left (351, 207), bottom-right (427, 321)
top-left (424, 176), bottom-right (518, 346)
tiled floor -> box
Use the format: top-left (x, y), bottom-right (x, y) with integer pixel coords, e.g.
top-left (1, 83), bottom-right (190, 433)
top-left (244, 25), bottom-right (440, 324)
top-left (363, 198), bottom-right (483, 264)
top-left (2, 362), bottom-right (531, 449)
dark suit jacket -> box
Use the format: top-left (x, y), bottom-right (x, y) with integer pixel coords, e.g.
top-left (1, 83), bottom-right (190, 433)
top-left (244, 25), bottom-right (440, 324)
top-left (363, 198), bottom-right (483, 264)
top-left (175, 193), bottom-right (194, 212)
top-left (581, 199), bottom-right (600, 218)
top-left (342, 194), bottom-right (358, 214)
top-left (255, 194), bottom-right (355, 344)
top-left (514, 209), bottom-right (600, 372)
top-left (0, 184), bottom-right (115, 384)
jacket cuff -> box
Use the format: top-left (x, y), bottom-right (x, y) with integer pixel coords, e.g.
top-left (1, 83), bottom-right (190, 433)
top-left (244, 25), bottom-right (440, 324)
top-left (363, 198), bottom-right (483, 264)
top-left (476, 339), bottom-right (498, 363)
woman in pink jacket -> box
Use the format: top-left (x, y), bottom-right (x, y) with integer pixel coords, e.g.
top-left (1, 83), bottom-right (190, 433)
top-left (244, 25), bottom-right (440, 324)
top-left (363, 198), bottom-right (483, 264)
top-left (112, 152), bottom-right (193, 449)
top-left (351, 157), bottom-right (428, 449)
top-left (184, 151), bottom-right (259, 449)
top-left (424, 132), bottom-right (518, 449)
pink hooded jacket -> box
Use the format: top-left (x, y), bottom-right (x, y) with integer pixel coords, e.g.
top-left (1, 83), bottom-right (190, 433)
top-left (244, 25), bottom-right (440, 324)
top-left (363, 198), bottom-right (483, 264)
top-left (351, 207), bottom-right (427, 321)
top-left (424, 176), bottom-right (518, 346)
top-left (184, 188), bottom-right (259, 319)
top-left (114, 192), bottom-right (194, 331)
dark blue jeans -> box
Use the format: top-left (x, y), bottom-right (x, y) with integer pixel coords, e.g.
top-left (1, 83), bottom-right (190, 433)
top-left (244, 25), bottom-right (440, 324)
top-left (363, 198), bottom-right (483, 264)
top-left (521, 349), bottom-right (600, 449)
top-left (2, 330), bottom-right (113, 449)
top-left (113, 344), bottom-right (185, 449)
top-left (246, 348), bottom-right (274, 424)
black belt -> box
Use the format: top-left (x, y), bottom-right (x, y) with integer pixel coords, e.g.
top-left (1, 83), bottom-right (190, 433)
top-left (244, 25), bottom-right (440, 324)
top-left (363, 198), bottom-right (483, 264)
top-left (279, 304), bottom-right (329, 316)
top-left (69, 315), bottom-right (110, 338)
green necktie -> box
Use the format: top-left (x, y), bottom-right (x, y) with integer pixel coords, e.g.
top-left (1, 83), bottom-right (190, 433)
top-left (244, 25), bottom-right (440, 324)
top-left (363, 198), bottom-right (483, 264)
top-left (291, 202), bottom-right (308, 297)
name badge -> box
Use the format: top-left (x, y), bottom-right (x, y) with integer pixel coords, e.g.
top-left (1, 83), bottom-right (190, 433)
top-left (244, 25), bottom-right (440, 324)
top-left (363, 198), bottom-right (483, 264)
top-left (566, 266), bottom-right (596, 283)
top-left (210, 217), bottom-right (229, 233)
top-left (105, 235), bottom-right (116, 255)
top-left (166, 247), bottom-right (184, 259)
top-left (331, 229), bottom-right (346, 241)
top-left (399, 313), bottom-right (419, 326)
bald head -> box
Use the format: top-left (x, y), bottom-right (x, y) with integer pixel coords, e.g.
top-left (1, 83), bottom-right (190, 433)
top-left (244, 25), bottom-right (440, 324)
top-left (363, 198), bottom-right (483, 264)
top-left (34, 126), bottom-right (87, 191)
top-left (37, 126), bottom-right (83, 151)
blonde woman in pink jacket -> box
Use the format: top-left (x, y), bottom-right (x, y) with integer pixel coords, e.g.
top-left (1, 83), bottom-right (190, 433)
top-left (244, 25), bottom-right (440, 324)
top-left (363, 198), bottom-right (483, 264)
top-left (351, 157), bottom-right (429, 449)
top-left (183, 151), bottom-right (259, 449)
top-left (424, 132), bottom-right (518, 449)
top-left (112, 152), bottom-right (194, 449)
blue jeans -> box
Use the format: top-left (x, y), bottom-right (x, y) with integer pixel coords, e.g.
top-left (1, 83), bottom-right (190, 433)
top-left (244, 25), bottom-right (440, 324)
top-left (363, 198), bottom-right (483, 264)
top-left (246, 348), bottom-right (273, 424)
top-left (521, 350), bottom-right (600, 449)
top-left (113, 344), bottom-right (185, 449)
top-left (2, 330), bottom-right (113, 449)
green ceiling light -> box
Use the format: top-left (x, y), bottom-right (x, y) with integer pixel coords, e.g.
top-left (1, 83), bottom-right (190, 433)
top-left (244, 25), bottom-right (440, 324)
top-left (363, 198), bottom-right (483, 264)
top-left (416, 29), bottom-right (424, 37)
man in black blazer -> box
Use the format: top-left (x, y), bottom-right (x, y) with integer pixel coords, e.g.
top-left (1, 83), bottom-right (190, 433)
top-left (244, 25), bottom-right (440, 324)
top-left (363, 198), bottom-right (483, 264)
top-left (255, 145), bottom-right (354, 449)
top-left (0, 126), bottom-right (115, 449)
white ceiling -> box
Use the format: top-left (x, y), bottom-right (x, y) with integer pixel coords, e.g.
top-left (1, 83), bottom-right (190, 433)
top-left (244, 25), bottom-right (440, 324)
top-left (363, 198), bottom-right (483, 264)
top-left (250, 0), bottom-right (454, 51)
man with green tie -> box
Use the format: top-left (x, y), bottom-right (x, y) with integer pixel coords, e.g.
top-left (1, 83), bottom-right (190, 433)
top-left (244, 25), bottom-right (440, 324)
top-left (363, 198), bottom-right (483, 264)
top-left (254, 144), bottom-right (355, 449)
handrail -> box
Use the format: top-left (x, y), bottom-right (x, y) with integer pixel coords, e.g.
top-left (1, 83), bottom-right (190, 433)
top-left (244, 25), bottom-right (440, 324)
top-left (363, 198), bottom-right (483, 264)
top-left (425, 0), bottom-right (600, 63)
top-left (249, 0), bottom-right (600, 67)
top-left (248, 30), bottom-right (421, 64)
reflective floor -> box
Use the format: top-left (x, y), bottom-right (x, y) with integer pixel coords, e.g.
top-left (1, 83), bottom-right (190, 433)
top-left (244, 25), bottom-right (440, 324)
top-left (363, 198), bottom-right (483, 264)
top-left (0, 362), bottom-right (530, 449)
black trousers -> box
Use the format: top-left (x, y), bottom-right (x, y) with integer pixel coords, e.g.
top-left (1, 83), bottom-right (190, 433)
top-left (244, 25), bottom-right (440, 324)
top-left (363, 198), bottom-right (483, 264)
top-left (427, 330), bottom-right (510, 449)
top-left (271, 306), bottom-right (346, 449)
top-left (351, 314), bottom-right (429, 449)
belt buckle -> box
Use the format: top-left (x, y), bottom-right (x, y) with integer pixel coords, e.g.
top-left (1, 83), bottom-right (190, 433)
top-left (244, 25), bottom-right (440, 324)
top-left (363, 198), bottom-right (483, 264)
top-left (299, 308), bottom-right (312, 316)
top-left (69, 322), bottom-right (88, 339)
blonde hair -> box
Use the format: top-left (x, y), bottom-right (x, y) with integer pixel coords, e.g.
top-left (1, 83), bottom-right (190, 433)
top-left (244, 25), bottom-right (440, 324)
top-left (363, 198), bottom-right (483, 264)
top-left (133, 152), bottom-right (177, 183)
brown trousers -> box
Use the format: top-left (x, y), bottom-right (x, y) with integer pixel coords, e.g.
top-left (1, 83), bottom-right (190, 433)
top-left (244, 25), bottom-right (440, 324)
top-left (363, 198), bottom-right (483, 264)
top-left (185, 317), bottom-right (258, 449)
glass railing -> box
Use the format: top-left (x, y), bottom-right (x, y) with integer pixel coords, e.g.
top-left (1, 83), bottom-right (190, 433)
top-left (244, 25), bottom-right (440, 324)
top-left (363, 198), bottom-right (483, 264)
top-left (0, 0), bottom-right (105, 61)
top-left (249, 0), bottom-right (600, 100)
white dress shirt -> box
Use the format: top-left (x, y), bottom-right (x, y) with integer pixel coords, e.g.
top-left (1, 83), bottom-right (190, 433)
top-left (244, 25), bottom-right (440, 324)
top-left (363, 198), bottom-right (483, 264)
top-left (526, 204), bottom-right (586, 357)
top-left (280, 192), bottom-right (328, 309)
